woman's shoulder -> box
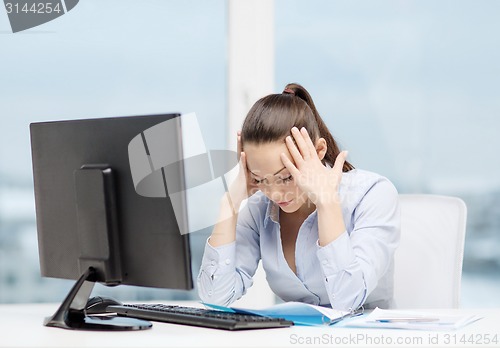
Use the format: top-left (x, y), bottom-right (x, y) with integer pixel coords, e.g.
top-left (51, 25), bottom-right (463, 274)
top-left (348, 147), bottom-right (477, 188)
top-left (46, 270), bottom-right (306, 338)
top-left (342, 168), bottom-right (397, 188)
top-left (339, 168), bottom-right (399, 208)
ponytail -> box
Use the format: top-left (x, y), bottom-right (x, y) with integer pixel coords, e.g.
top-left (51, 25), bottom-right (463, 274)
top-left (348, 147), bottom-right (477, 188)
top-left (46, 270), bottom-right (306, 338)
top-left (241, 83), bottom-right (354, 172)
top-left (283, 83), bottom-right (354, 172)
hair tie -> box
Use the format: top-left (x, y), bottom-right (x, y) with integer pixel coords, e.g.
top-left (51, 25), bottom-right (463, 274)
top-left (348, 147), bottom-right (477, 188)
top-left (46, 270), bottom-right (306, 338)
top-left (283, 88), bottom-right (295, 95)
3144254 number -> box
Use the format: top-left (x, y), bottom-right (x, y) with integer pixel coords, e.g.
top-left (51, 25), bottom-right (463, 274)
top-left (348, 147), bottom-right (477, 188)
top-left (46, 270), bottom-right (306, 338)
top-left (5, 2), bottom-right (62, 14)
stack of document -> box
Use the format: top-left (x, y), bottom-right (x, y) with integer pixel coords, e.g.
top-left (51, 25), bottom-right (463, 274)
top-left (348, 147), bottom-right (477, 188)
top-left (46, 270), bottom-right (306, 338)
top-left (203, 301), bottom-right (360, 326)
top-left (345, 308), bottom-right (482, 331)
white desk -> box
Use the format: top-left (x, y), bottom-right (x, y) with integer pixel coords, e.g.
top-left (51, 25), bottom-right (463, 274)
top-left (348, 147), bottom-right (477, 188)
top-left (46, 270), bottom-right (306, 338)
top-left (1, 303), bottom-right (499, 348)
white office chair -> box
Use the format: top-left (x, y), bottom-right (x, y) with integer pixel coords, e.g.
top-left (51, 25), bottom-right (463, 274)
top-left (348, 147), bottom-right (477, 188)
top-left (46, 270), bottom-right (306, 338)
top-left (393, 194), bottom-right (467, 309)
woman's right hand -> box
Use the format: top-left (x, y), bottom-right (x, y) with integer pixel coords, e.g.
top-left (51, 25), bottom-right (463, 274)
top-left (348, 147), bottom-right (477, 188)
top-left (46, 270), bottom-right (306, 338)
top-left (211, 132), bottom-right (256, 246)
top-left (237, 131), bottom-right (259, 198)
top-left (227, 131), bottom-right (258, 211)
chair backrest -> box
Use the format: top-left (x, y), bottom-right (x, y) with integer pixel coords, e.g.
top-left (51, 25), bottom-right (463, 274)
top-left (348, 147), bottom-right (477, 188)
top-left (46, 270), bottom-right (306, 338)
top-left (393, 194), bottom-right (467, 309)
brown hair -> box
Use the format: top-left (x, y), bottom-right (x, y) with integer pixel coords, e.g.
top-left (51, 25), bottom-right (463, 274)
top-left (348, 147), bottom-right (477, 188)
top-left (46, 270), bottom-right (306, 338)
top-left (241, 83), bottom-right (354, 171)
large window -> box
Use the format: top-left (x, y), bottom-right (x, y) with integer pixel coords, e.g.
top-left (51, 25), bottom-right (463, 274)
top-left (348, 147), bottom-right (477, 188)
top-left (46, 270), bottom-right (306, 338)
top-left (0, 0), bottom-right (226, 302)
top-left (275, 0), bottom-right (500, 307)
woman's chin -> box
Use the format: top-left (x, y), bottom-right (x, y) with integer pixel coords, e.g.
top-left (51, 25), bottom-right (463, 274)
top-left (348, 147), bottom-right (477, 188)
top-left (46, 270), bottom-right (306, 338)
top-left (278, 201), bottom-right (299, 213)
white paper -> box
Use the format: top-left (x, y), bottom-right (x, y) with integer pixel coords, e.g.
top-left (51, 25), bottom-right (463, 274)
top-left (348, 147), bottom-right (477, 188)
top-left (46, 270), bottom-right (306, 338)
top-left (346, 307), bottom-right (482, 331)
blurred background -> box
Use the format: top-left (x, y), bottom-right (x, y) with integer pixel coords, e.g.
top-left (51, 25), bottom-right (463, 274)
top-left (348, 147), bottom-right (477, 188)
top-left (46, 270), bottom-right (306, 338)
top-left (0, 0), bottom-right (499, 307)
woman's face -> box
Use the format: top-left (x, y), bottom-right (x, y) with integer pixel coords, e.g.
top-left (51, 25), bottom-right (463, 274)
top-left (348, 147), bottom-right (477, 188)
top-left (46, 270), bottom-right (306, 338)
top-left (243, 141), bottom-right (308, 213)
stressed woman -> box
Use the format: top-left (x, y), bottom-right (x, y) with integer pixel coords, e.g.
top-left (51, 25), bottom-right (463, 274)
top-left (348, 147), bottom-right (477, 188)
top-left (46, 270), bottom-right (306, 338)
top-left (197, 83), bottom-right (400, 311)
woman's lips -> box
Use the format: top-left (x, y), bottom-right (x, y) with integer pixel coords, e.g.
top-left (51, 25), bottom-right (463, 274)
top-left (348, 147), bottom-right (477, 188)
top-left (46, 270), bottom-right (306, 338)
top-left (277, 200), bottom-right (293, 207)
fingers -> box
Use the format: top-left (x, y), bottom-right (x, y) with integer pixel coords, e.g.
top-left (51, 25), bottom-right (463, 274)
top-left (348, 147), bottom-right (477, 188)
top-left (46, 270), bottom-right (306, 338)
top-left (332, 151), bottom-right (348, 175)
top-left (241, 151), bottom-right (259, 196)
top-left (286, 127), bottom-right (321, 167)
top-left (237, 130), bottom-right (242, 160)
top-left (285, 135), bottom-right (304, 166)
top-left (280, 152), bottom-right (301, 178)
top-left (291, 127), bottom-right (311, 160)
top-left (239, 151), bottom-right (247, 172)
top-left (239, 152), bottom-right (250, 182)
top-left (300, 127), bottom-right (318, 156)
top-left (237, 151), bottom-right (248, 183)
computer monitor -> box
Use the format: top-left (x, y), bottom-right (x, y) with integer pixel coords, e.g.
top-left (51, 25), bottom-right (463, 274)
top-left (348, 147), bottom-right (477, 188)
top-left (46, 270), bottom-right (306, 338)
top-left (30, 114), bottom-right (193, 330)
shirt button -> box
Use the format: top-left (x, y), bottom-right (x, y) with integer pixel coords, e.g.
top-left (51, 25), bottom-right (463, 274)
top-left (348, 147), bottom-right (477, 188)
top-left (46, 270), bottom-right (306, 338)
top-left (208, 290), bottom-right (213, 296)
top-left (225, 259), bottom-right (231, 265)
top-left (210, 260), bottom-right (216, 266)
top-left (322, 260), bottom-right (328, 265)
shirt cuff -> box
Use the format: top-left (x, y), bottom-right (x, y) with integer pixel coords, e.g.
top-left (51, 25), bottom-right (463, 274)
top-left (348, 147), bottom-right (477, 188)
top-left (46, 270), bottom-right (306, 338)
top-left (316, 231), bottom-right (356, 275)
top-left (202, 237), bottom-right (237, 275)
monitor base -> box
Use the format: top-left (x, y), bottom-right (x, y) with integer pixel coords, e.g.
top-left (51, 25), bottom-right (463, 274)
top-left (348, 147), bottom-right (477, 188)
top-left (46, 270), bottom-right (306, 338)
top-left (44, 267), bottom-right (152, 331)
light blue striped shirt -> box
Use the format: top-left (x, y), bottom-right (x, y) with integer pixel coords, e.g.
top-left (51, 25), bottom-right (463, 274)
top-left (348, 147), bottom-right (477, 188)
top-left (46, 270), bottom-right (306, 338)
top-left (197, 169), bottom-right (401, 311)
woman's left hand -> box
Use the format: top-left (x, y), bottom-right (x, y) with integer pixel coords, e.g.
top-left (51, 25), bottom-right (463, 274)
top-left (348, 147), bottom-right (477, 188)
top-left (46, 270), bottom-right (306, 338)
top-left (280, 127), bottom-right (348, 208)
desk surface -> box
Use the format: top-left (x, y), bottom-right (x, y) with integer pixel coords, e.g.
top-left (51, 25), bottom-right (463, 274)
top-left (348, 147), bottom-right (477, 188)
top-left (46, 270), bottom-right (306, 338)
top-left (1, 303), bottom-right (499, 348)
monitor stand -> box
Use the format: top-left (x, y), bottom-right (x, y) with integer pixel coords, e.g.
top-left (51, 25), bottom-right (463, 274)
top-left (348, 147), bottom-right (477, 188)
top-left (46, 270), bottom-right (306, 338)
top-left (44, 267), bottom-right (152, 331)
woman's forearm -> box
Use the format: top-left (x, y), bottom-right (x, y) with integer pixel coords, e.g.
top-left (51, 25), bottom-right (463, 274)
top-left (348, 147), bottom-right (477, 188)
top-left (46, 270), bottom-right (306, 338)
top-left (316, 200), bottom-right (346, 247)
top-left (208, 193), bottom-right (240, 247)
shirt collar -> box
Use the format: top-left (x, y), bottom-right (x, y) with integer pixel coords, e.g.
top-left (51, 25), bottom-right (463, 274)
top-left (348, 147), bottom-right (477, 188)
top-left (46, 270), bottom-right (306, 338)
top-left (263, 197), bottom-right (280, 228)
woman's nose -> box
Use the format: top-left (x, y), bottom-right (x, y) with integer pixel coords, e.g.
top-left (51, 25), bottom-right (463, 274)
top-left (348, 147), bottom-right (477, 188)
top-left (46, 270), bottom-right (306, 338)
top-left (264, 183), bottom-right (286, 201)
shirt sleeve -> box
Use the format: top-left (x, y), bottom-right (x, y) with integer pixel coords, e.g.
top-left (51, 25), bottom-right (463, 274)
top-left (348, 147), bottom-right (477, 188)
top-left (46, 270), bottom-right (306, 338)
top-left (316, 178), bottom-right (401, 311)
top-left (197, 201), bottom-right (261, 306)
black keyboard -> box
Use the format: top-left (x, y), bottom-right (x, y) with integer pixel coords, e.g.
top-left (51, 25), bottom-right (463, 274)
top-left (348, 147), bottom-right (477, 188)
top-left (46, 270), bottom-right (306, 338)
top-left (107, 304), bottom-right (294, 331)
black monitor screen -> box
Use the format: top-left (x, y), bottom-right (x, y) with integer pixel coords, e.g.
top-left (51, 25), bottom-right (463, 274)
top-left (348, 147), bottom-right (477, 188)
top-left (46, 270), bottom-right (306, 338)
top-left (30, 114), bottom-right (192, 291)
